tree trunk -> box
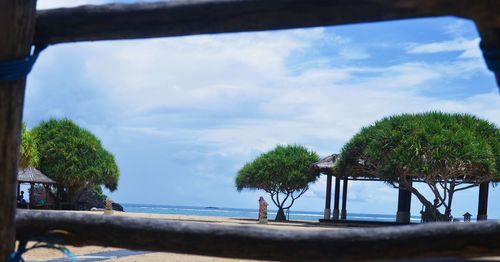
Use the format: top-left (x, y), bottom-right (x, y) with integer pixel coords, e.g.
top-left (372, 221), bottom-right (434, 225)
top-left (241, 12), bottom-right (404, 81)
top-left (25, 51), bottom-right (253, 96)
top-left (0, 1), bottom-right (37, 260)
top-left (400, 177), bottom-right (451, 223)
top-left (275, 208), bottom-right (287, 222)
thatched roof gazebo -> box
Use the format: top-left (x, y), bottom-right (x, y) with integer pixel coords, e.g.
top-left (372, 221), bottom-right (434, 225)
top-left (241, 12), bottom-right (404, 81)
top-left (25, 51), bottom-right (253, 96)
top-left (18, 167), bottom-right (56, 184)
top-left (17, 167), bottom-right (56, 209)
top-left (312, 154), bottom-right (338, 175)
top-left (314, 153), bottom-right (493, 224)
top-left (313, 154), bottom-right (349, 221)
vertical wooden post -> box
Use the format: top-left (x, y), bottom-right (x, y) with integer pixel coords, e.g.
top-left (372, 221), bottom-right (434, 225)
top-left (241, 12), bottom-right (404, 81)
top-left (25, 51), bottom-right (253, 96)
top-left (396, 177), bottom-right (412, 224)
top-left (29, 183), bottom-right (35, 207)
top-left (0, 1), bottom-right (37, 259)
top-left (477, 182), bottom-right (489, 221)
top-left (45, 184), bottom-right (49, 209)
top-left (323, 174), bottom-right (332, 220)
top-left (333, 176), bottom-right (340, 221)
top-left (340, 177), bottom-right (348, 220)
top-left (17, 183), bottom-right (21, 199)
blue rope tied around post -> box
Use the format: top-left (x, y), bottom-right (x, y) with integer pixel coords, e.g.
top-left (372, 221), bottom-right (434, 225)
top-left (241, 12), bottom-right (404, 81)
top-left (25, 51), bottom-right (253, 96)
top-left (480, 41), bottom-right (500, 73)
top-left (0, 45), bottom-right (46, 81)
top-left (8, 237), bottom-right (76, 262)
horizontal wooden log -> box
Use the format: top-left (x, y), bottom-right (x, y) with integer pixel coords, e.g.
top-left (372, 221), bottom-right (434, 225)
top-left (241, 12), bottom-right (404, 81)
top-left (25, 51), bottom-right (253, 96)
top-left (35, 0), bottom-right (471, 46)
top-left (15, 210), bottom-right (500, 261)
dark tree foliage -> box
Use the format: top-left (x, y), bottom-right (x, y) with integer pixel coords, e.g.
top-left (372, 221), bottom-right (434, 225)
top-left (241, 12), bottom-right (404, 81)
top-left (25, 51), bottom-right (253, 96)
top-left (335, 112), bottom-right (499, 221)
top-left (32, 119), bottom-right (120, 197)
top-left (236, 144), bottom-right (320, 221)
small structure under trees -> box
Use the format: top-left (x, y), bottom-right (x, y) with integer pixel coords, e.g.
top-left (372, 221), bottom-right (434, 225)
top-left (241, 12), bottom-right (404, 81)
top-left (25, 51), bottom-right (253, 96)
top-left (236, 144), bottom-right (320, 221)
top-left (31, 118), bottom-right (120, 208)
top-left (17, 167), bottom-right (57, 209)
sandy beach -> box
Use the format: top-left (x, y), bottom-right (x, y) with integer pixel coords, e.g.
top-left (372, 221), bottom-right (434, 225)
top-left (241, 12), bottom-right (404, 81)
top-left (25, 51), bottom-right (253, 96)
top-left (20, 210), bottom-right (340, 262)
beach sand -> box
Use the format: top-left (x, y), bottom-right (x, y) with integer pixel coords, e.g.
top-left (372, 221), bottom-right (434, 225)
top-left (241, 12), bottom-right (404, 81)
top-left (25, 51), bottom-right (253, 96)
top-left (20, 211), bottom-right (339, 262)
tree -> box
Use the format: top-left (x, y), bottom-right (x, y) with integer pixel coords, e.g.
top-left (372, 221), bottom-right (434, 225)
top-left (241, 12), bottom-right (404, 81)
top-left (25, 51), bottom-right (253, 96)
top-left (236, 144), bottom-right (320, 221)
top-left (32, 118), bottom-right (120, 200)
top-left (335, 112), bottom-right (499, 221)
top-left (19, 123), bottom-right (39, 169)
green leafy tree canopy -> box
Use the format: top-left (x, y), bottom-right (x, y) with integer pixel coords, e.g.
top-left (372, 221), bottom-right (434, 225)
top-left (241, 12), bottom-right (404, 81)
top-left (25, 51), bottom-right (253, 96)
top-left (236, 144), bottom-right (320, 221)
top-left (32, 118), bottom-right (120, 193)
top-left (335, 112), bottom-right (499, 221)
top-left (19, 123), bottom-right (39, 169)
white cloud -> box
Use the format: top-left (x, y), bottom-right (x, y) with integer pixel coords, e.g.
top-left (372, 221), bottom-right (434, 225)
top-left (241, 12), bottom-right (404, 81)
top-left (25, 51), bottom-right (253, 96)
top-left (406, 38), bottom-right (482, 59)
top-left (338, 48), bottom-right (370, 60)
top-left (31, 27), bottom-right (499, 157)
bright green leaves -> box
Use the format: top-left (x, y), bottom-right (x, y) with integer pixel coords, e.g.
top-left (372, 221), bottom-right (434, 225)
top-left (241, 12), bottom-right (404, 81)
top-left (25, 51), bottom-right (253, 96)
top-left (19, 123), bottom-right (40, 169)
top-left (335, 112), bottom-right (499, 183)
top-left (31, 118), bottom-right (120, 192)
top-left (235, 144), bottom-right (320, 193)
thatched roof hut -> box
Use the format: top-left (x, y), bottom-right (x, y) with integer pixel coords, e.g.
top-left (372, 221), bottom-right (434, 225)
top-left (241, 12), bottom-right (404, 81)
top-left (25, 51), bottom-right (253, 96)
top-left (312, 154), bottom-right (338, 175)
top-left (18, 167), bottom-right (56, 184)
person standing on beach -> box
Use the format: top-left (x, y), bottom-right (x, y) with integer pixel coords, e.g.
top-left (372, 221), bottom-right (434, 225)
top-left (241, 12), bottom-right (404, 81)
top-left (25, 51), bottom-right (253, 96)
top-left (258, 196), bottom-right (268, 224)
top-left (17, 191), bottom-right (28, 208)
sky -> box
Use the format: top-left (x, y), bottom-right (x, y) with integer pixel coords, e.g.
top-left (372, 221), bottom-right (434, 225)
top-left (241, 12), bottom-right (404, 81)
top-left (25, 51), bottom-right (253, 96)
top-left (28, 1), bottom-right (500, 218)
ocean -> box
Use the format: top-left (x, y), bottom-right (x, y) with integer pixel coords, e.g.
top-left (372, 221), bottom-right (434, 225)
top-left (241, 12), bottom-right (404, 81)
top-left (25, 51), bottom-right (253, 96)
top-left (122, 203), bottom-right (423, 223)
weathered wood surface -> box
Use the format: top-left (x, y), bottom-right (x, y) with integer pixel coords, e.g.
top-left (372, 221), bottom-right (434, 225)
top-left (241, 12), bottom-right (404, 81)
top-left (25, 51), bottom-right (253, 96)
top-left (16, 210), bottom-right (500, 261)
top-left (34, 0), bottom-right (484, 46)
top-left (0, 1), bottom-right (38, 260)
top-left (476, 24), bottom-right (500, 88)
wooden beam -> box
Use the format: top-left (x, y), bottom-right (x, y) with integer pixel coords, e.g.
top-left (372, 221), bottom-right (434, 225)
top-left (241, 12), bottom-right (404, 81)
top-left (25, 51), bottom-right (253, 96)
top-left (341, 177), bottom-right (348, 220)
top-left (16, 210), bottom-right (500, 261)
top-left (475, 24), bottom-right (500, 89)
top-left (396, 177), bottom-right (412, 224)
top-left (34, 0), bottom-right (472, 46)
top-left (333, 176), bottom-right (340, 221)
top-left (477, 182), bottom-right (489, 221)
top-left (0, 1), bottom-right (38, 260)
top-left (323, 174), bottom-right (332, 220)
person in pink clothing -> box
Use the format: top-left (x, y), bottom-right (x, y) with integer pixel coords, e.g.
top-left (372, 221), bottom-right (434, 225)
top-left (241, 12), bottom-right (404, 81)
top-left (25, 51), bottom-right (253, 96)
top-left (258, 196), bottom-right (268, 223)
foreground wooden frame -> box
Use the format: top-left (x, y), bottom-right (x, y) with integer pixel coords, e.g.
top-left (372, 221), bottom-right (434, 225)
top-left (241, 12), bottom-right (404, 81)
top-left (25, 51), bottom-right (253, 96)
top-left (31, 0), bottom-right (474, 45)
top-left (16, 210), bottom-right (500, 261)
top-left (1, 0), bottom-right (499, 260)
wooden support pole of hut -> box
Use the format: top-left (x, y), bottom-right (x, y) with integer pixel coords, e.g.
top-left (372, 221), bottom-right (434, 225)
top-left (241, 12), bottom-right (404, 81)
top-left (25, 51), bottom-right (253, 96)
top-left (323, 174), bottom-right (332, 220)
top-left (341, 176), bottom-right (348, 220)
top-left (333, 176), bottom-right (341, 221)
top-left (477, 182), bottom-right (489, 221)
top-left (0, 0), bottom-right (37, 259)
top-left (396, 177), bottom-right (413, 224)
top-left (17, 183), bottom-right (21, 200)
top-left (29, 183), bottom-right (35, 207)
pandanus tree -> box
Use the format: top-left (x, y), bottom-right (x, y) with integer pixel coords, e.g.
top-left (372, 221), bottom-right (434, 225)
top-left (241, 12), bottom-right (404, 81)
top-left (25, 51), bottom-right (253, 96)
top-left (236, 144), bottom-right (320, 221)
top-left (31, 118), bottom-right (120, 202)
top-left (335, 112), bottom-right (499, 221)
top-left (19, 123), bottom-right (39, 169)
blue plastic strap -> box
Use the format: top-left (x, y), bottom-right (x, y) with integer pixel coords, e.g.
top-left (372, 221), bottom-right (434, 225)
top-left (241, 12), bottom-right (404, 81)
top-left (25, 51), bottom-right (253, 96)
top-left (0, 45), bottom-right (46, 81)
top-left (480, 41), bottom-right (500, 72)
top-left (8, 237), bottom-right (75, 262)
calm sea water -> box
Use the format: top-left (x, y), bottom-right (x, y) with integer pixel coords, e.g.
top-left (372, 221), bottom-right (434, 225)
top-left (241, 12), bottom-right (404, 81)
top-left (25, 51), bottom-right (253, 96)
top-left (122, 203), bottom-right (422, 223)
